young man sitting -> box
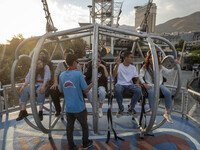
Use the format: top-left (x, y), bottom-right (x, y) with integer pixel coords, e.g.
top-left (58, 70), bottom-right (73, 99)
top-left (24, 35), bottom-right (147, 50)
top-left (113, 51), bottom-right (141, 117)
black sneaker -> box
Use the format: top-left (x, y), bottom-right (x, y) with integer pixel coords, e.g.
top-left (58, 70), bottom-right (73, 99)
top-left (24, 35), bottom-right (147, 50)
top-left (83, 140), bottom-right (93, 150)
top-left (116, 105), bottom-right (124, 117)
top-left (16, 110), bottom-right (28, 121)
top-left (55, 111), bottom-right (60, 117)
top-left (39, 111), bottom-right (43, 121)
top-left (69, 144), bottom-right (77, 150)
top-left (127, 105), bottom-right (136, 116)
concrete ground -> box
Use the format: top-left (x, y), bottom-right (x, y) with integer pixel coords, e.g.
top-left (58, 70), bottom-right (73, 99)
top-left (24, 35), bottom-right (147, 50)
top-left (164, 70), bottom-right (200, 125)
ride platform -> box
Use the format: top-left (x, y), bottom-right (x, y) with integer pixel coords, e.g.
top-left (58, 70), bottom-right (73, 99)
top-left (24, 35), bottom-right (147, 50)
top-left (0, 103), bottom-right (200, 150)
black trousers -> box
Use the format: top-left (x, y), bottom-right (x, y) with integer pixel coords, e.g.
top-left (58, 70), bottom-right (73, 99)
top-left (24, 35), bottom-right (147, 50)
top-left (49, 87), bottom-right (62, 113)
top-left (66, 109), bottom-right (89, 147)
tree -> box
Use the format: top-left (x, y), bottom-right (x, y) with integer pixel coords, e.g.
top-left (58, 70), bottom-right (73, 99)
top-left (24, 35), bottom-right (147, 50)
top-left (191, 45), bottom-right (200, 51)
top-left (178, 39), bottom-right (185, 49)
top-left (175, 43), bottom-right (179, 49)
top-left (0, 34), bottom-right (88, 85)
top-left (187, 50), bottom-right (200, 64)
top-left (71, 38), bottom-right (87, 58)
top-left (0, 35), bottom-right (25, 84)
top-left (0, 34), bottom-right (38, 84)
top-left (61, 35), bottom-right (72, 50)
top-left (175, 39), bottom-right (185, 50)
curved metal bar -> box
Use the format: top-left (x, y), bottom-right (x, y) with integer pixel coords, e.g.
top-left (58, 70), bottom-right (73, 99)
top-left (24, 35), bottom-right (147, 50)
top-left (173, 64), bottom-right (182, 99)
top-left (150, 35), bottom-right (181, 99)
top-left (43, 106), bottom-right (55, 113)
top-left (10, 23), bottom-right (182, 136)
top-left (154, 44), bottom-right (166, 57)
top-left (11, 55), bottom-right (31, 97)
top-left (48, 96), bottom-right (53, 138)
top-left (92, 24), bottom-right (99, 133)
top-left (14, 25), bottom-right (95, 134)
top-left (150, 35), bottom-right (177, 59)
top-left (144, 35), bottom-right (160, 134)
top-left (24, 118), bottom-right (41, 131)
top-left (142, 35), bottom-right (181, 132)
top-left (29, 50), bottom-right (34, 58)
top-left (30, 34), bottom-right (50, 134)
top-left (11, 59), bottom-right (21, 98)
top-left (151, 119), bottom-right (166, 131)
top-left (14, 36), bottom-right (41, 60)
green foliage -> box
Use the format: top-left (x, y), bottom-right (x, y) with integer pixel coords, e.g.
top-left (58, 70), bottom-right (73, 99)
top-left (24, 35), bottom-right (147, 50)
top-left (187, 55), bottom-right (200, 64)
top-left (176, 48), bottom-right (182, 51)
top-left (71, 38), bottom-right (87, 58)
top-left (50, 36), bottom-right (73, 60)
top-left (0, 35), bottom-right (24, 84)
top-left (175, 39), bottom-right (185, 49)
top-left (61, 35), bottom-right (72, 50)
top-left (138, 41), bottom-right (145, 46)
top-left (191, 50), bottom-right (200, 55)
top-left (178, 39), bottom-right (185, 48)
top-left (0, 34), bottom-right (88, 85)
top-left (19, 39), bottom-right (38, 56)
top-left (0, 61), bottom-right (10, 83)
top-left (15, 57), bottom-right (31, 83)
top-left (175, 43), bottom-right (179, 49)
top-left (187, 50), bottom-right (200, 64)
top-left (191, 45), bottom-right (200, 51)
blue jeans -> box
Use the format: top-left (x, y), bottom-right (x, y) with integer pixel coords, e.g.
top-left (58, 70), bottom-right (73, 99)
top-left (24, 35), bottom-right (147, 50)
top-left (114, 84), bottom-right (142, 109)
top-left (86, 86), bottom-right (107, 104)
top-left (20, 85), bottom-right (46, 105)
top-left (147, 85), bottom-right (172, 110)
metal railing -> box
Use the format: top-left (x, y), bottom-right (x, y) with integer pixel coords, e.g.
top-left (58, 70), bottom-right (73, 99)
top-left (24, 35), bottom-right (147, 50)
top-left (0, 83), bottom-right (26, 115)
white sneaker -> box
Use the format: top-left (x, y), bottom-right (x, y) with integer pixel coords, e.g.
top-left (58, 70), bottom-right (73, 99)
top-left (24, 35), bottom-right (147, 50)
top-left (163, 113), bottom-right (173, 124)
top-left (99, 108), bottom-right (103, 118)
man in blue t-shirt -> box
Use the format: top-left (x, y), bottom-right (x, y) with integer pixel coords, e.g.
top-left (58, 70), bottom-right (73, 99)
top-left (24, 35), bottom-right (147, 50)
top-left (59, 54), bottom-right (93, 150)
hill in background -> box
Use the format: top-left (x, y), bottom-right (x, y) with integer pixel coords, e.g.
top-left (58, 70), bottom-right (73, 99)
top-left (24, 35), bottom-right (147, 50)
top-left (119, 11), bottom-right (200, 34)
top-left (155, 11), bottom-right (200, 33)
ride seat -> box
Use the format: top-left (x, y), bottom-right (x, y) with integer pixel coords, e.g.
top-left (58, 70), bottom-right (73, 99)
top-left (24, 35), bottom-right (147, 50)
top-left (83, 60), bottom-right (109, 100)
top-left (141, 77), bottom-right (168, 100)
top-left (113, 77), bottom-right (137, 99)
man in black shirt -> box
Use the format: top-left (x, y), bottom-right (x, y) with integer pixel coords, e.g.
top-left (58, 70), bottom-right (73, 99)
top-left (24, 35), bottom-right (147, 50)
top-left (85, 57), bottom-right (109, 117)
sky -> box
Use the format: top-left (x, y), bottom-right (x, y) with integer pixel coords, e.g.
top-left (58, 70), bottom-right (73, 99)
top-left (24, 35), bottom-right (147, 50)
top-left (0, 0), bottom-right (199, 44)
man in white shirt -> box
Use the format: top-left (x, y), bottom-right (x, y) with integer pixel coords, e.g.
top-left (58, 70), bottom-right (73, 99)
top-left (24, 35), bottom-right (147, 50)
top-left (113, 51), bottom-right (141, 117)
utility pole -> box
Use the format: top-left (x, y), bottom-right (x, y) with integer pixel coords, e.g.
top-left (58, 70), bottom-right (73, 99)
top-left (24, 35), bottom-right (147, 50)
top-left (88, 5), bottom-right (92, 50)
top-left (41, 0), bottom-right (57, 33)
top-left (91, 0), bottom-right (123, 54)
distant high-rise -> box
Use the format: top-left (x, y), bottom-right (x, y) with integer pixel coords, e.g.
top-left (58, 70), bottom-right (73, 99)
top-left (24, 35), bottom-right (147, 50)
top-left (134, 3), bottom-right (157, 33)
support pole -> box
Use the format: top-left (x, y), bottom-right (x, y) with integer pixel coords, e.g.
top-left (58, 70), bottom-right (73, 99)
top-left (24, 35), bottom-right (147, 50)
top-left (92, 24), bottom-right (99, 133)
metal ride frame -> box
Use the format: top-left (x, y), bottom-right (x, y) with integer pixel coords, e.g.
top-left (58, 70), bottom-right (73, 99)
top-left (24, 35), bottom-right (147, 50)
top-left (11, 23), bottom-right (181, 138)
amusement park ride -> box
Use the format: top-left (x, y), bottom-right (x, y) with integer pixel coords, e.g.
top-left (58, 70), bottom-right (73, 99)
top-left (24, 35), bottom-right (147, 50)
top-left (1, 0), bottom-right (200, 150)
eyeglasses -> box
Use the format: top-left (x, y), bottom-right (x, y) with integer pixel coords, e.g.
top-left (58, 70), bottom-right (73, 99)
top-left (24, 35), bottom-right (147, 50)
top-left (129, 56), bottom-right (134, 58)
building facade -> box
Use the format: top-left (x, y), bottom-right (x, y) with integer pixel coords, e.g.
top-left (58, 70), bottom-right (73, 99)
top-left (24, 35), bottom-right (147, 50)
top-left (134, 3), bottom-right (157, 33)
top-left (161, 31), bottom-right (200, 49)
